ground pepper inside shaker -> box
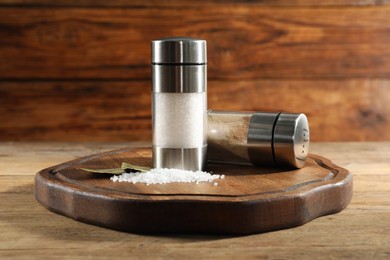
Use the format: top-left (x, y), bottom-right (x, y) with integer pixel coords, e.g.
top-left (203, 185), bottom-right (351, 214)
top-left (207, 111), bottom-right (251, 164)
top-left (207, 110), bottom-right (310, 168)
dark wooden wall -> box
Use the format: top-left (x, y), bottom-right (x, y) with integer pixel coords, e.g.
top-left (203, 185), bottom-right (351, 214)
top-left (1, 1), bottom-right (390, 141)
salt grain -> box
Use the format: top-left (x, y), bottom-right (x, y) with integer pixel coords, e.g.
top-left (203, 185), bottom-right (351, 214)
top-left (111, 168), bottom-right (224, 185)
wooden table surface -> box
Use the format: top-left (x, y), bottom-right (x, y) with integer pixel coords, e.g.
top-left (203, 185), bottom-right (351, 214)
top-left (1, 142), bottom-right (389, 259)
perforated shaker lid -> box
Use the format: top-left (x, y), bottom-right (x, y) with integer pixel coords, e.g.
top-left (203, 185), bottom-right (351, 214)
top-left (248, 113), bottom-right (310, 168)
top-left (273, 113), bottom-right (310, 168)
top-left (151, 37), bottom-right (207, 64)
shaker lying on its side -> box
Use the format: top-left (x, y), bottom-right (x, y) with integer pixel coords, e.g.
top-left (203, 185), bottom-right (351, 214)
top-left (207, 110), bottom-right (310, 168)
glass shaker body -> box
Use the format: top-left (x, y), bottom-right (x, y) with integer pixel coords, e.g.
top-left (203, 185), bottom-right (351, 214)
top-left (207, 111), bottom-right (252, 164)
top-left (152, 37), bottom-right (207, 171)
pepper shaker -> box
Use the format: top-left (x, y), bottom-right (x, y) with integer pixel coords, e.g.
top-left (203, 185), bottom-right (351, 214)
top-left (207, 110), bottom-right (310, 168)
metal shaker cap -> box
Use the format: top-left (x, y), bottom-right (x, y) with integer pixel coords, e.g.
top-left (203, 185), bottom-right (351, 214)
top-left (151, 37), bottom-right (207, 64)
top-left (248, 113), bottom-right (310, 168)
top-left (273, 113), bottom-right (310, 168)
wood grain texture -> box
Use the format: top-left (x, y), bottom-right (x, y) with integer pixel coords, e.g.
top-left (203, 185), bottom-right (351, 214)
top-left (209, 79), bottom-right (390, 141)
top-left (1, 79), bottom-right (389, 141)
top-left (1, 142), bottom-right (390, 258)
top-left (1, 3), bottom-right (390, 141)
top-left (0, 81), bottom-right (152, 141)
top-left (0, 6), bottom-right (390, 79)
top-left (0, 0), bottom-right (389, 7)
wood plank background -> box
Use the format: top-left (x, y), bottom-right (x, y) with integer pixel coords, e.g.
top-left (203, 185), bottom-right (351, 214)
top-left (0, 1), bottom-right (389, 141)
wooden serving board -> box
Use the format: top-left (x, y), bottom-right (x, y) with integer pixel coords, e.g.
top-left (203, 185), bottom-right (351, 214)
top-left (35, 147), bottom-right (352, 235)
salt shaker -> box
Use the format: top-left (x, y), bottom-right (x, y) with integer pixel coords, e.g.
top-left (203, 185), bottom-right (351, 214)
top-left (152, 37), bottom-right (207, 171)
top-left (207, 110), bottom-right (310, 168)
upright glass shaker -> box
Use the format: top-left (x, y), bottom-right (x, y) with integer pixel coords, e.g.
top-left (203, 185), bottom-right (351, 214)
top-left (152, 37), bottom-right (207, 171)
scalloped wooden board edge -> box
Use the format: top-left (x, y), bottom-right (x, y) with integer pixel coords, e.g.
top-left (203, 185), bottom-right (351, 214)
top-left (35, 147), bottom-right (352, 234)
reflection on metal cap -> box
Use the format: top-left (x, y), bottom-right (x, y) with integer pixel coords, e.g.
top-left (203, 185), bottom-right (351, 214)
top-left (273, 113), bottom-right (310, 168)
top-left (152, 37), bottom-right (207, 64)
top-left (248, 113), bottom-right (310, 168)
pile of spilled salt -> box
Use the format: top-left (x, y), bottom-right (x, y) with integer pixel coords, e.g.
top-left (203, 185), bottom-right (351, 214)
top-left (111, 168), bottom-right (225, 185)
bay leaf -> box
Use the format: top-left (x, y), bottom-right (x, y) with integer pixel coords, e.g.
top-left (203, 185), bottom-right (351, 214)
top-left (79, 167), bottom-right (124, 175)
top-left (79, 162), bottom-right (150, 175)
top-left (121, 162), bottom-right (150, 173)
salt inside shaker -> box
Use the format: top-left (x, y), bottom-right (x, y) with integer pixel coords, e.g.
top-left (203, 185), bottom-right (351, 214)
top-left (152, 37), bottom-right (207, 171)
top-left (207, 110), bottom-right (310, 168)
